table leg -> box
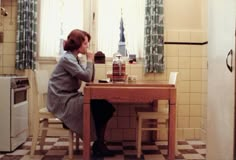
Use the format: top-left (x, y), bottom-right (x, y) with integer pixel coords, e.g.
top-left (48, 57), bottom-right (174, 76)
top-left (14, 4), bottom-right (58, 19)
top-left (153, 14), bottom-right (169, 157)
top-left (168, 104), bottom-right (176, 160)
top-left (83, 103), bottom-right (91, 160)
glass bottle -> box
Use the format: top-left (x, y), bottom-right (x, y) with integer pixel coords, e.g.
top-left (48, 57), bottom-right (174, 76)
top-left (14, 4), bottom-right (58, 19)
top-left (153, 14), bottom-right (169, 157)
top-left (112, 53), bottom-right (126, 81)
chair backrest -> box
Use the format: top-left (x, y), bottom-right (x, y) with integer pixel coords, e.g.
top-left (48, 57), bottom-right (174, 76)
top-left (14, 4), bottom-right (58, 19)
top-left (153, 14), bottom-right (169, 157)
top-left (168, 72), bottom-right (178, 85)
top-left (35, 70), bottom-right (50, 94)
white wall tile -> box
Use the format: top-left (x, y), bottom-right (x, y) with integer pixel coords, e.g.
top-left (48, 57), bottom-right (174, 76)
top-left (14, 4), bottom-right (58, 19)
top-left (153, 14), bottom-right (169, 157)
top-left (190, 81), bottom-right (202, 92)
top-left (190, 57), bottom-right (202, 69)
top-left (191, 46), bottom-right (203, 57)
top-left (3, 43), bottom-right (16, 54)
top-left (178, 81), bottom-right (190, 93)
top-left (190, 31), bottom-right (204, 42)
top-left (179, 45), bottom-right (191, 57)
top-left (3, 54), bottom-right (15, 67)
top-left (190, 69), bottom-right (202, 80)
top-left (166, 30), bottom-right (179, 42)
top-left (166, 45), bottom-right (179, 57)
top-left (179, 31), bottom-right (191, 42)
top-left (3, 30), bottom-right (16, 42)
top-left (179, 57), bottom-right (190, 69)
top-left (166, 57), bottom-right (179, 69)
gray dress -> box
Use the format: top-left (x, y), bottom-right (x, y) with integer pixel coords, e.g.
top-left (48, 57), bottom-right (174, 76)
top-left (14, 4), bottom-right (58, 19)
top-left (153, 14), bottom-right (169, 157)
top-left (47, 52), bottom-right (96, 140)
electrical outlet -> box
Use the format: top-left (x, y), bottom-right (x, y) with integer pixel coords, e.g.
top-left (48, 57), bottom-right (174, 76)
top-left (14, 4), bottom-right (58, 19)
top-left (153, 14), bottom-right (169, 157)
top-left (0, 32), bottom-right (3, 43)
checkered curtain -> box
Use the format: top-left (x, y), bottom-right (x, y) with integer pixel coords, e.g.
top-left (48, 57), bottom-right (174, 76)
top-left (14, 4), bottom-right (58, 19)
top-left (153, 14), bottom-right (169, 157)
top-left (144, 0), bottom-right (164, 73)
top-left (16, 0), bottom-right (37, 70)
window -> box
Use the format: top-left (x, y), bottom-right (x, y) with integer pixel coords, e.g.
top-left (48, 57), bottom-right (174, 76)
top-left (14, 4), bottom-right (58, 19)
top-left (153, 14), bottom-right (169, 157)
top-left (39, 0), bottom-right (83, 57)
top-left (38, 0), bottom-right (144, 58)
top-left (96, 0), bottom-right (145, 58)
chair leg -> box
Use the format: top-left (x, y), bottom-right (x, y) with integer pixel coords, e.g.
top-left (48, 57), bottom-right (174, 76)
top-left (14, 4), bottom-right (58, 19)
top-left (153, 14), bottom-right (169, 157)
top-left (152, 119), bottom-right (159, 141)
top-left (30, 117), bottom-right (40, 157)
top-left (68, 130), bottom-right (74, 159)
top-left (175, 134), bottom-right (178, 154)
top-left (137, 116), bottom-right (142, 158)
top-left (40, 119), bottom-right (49, 150)
top-left (153, 100), bottom-right (159, 141)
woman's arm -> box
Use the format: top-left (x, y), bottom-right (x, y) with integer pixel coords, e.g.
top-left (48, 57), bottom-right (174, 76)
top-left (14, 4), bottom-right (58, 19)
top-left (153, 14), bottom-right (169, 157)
top-left (85, 51), bottom-right (95, 82)
top-left (91, 64), bottom-right (95, 82)
top-left (75, 52), bottom-right (94, 82)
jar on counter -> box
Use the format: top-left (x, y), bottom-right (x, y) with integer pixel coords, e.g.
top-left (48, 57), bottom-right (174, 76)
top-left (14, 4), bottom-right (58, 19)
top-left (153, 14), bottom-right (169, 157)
top-left (112, 53), bottom-right (126, 81)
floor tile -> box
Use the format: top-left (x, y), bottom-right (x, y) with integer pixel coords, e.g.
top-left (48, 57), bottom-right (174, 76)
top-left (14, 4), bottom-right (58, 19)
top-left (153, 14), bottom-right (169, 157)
top-left (0, 137), bottom-right (206, 160)
top-left (5, 150), bottom-right (29, 156)
top-left (20, 155), bottom-right (43, 160)
top-left (177, 145), bottom-right (194, 150)
top-left (195, 149), bottom-right (206, 154)
top-left (45, 150), bottom-right (68, 156)
top-left (187, 141), bottom-right (205, 145)
top-left (182, 153), bottom-right (205, 160)
top-left (144, 154), bottom-right (165, 160)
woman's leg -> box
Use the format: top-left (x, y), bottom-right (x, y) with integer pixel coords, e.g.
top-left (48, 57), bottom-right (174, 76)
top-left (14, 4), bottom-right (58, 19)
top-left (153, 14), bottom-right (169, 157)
top-left (91, 99), bottom-right (115, 156)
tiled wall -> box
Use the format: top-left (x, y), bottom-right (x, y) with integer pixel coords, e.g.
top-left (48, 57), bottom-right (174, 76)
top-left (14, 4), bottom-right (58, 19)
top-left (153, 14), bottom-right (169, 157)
top-left (166, 30), bottom-right (207, 142)
top-left (0, 0), bottom-right (18, 74)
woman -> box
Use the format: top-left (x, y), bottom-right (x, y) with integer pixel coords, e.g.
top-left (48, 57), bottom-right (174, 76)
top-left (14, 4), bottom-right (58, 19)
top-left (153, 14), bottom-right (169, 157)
top-left (47, 29), bottom-right (115, 157)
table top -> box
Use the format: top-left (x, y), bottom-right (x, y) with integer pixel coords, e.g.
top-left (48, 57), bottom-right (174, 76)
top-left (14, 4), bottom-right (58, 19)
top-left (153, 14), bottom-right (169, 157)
top-left (86, 80), bottom-right (175, 87)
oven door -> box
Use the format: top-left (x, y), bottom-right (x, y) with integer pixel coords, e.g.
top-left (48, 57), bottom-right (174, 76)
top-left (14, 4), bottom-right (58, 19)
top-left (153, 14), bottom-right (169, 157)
top-left (11, 87), bottom-right (28, 141)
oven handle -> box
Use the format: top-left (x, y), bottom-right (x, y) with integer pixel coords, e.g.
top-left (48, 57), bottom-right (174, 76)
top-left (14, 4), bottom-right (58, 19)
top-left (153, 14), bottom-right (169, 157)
top-left (13, 87), bottom-right (29, 92)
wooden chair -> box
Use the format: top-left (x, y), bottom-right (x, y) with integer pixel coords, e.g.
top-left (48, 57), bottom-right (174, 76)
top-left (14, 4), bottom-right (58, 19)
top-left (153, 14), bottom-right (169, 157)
top-left (30, 70), bottom-right (79, 159)
top-left (136, 72), bottom-right (178, 158)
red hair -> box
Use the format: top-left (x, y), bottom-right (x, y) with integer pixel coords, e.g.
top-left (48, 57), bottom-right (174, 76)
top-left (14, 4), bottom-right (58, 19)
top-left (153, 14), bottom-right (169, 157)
top-left (64, 29), bottom-right (91, 51)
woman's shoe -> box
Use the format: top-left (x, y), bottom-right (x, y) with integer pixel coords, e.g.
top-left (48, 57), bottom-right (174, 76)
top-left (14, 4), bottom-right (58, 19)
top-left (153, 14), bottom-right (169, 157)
top-left (92, 141), bottom-right (115, 157)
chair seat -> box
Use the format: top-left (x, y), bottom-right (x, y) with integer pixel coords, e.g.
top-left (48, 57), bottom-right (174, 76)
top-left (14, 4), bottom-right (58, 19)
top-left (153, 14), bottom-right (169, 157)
top-left (38, 108), bottom-right (60, 120)
top-left (31, 70), bottom-right (79, 159)
top-left (39, 107), bottom-right (55, 115)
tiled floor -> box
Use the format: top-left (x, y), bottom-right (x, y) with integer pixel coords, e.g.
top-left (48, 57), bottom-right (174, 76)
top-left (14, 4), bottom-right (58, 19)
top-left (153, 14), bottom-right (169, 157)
top-left (0, 137), bottom-right (206, 160)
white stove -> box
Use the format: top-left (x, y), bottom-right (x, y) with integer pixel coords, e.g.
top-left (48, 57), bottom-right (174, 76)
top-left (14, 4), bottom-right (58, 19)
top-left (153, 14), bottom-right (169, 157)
top-left (0, 75), bottom-right (29, 152)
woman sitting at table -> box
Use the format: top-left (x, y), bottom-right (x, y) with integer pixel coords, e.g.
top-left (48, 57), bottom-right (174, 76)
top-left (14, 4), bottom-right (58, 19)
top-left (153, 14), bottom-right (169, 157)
top-left (47, 29), bottom-right (115, 157)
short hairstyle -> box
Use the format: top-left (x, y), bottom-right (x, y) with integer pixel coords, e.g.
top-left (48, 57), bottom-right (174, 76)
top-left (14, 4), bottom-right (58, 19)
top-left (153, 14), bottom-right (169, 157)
top-left (64, 29), bottom-right (91, 51)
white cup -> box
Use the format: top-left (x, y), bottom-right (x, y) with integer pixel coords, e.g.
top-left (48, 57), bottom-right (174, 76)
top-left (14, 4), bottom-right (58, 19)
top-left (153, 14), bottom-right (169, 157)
top-left (128, 75), bottom-right (137, 82)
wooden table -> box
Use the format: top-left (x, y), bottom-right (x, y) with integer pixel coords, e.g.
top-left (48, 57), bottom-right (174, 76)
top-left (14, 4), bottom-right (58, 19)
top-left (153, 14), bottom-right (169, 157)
top-left (83, 81), bottom-right (176, 160)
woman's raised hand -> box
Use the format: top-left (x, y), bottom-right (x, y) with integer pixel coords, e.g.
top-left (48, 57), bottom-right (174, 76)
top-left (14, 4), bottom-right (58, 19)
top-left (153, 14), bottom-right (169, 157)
top-left (86, 51), bottom-right (94, 62)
